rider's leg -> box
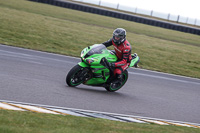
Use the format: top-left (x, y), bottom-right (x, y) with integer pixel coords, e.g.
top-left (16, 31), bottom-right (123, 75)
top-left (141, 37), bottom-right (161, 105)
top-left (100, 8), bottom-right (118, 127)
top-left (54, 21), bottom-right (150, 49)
top-left (114, 63), bottom-right (129, 78)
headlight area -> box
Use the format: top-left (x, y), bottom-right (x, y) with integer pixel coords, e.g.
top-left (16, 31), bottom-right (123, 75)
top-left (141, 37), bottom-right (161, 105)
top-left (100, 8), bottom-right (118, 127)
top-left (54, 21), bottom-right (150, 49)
top-left (86, 59), bottom-right (94, 64)
top-left (80, 50), bottom-right (84, 58)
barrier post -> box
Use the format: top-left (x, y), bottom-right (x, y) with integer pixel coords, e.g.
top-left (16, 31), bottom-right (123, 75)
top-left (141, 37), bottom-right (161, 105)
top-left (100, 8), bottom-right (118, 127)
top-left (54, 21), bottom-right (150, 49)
top-left (177, 15), bottom-right (180, 23)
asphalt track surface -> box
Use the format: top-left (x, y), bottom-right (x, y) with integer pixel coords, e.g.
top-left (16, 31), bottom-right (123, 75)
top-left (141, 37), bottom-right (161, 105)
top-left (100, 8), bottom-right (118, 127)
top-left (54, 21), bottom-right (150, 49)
top-left (0, 44), bottom-right (200, 124)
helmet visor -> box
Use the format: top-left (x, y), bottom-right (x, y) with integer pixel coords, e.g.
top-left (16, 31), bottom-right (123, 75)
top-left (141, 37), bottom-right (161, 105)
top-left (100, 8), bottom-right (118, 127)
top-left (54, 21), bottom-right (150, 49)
top-left (113, 34), bottom-right (124, 41)
top-left (114, 36), bottom-right (121, 41)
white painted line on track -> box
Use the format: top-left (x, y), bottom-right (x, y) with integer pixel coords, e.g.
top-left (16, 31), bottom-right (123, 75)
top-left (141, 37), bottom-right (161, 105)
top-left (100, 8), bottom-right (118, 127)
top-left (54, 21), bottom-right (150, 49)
top-left (0, 44), bottom-right (80, 60)
top-left (114, 116), bottom-right (146, 123)
top-left (129, 71), bottom-right (200, 85)
top-left (14, 104), bottom-right (60, 114)
top-left (135, 118), bottom-right (169, 125)
top-left (49, 108), bottom-right (86, 117)
top-left (168, 122), bottom-right (196, 127)
top-left (131, 67), bottom-right (200, 81)
top-left (0, 49), bottom-right (75, 64)
top-left (0, 99), bottom-right (199, 126)
top-left (0, 49), bottom-right (33, 57)
top-left (73, 111), bottom-right (125, 122)
top-left (0, 100), bottom-right (200, 128)
top-left (0, 52), bottom-right (36, 60)
top-left (0, 102), bottom-right (24, 111)
top-left (21, 60), bottom-right (43, 65)
top-left (1, 44), bottom-right (200, 81)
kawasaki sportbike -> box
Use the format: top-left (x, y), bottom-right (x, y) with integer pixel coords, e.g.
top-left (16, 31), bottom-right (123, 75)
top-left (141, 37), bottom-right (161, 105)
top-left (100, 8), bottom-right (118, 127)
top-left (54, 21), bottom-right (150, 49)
top-left (66, 44), bottom-right (140, 92)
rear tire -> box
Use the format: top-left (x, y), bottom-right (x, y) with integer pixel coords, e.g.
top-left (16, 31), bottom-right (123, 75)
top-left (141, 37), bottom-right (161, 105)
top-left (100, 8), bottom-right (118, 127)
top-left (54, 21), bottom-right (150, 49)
top-left (66, 65), bottom-right (87, 87)
top-left (105, 70), bottom-right (128, 92)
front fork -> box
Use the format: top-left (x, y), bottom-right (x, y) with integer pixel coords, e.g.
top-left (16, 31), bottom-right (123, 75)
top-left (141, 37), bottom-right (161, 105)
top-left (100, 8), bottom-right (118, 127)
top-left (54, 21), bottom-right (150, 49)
top-left (78, 62), bottom-right (91, 82)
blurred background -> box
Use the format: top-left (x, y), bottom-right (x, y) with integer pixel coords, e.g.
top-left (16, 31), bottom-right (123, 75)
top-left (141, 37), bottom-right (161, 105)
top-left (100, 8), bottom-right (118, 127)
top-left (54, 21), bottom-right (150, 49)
top-left (73, 0), bottom-right (200, 26)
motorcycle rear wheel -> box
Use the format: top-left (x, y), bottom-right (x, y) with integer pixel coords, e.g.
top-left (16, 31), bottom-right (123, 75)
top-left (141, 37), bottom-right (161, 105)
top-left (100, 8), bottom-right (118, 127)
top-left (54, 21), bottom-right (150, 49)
top-left (105, 70), bottom-right (128, 92)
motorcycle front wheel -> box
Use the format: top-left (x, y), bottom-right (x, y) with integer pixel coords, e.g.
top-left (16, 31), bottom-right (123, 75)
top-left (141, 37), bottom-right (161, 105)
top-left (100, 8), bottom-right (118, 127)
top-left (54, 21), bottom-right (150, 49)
top-left (66, 65), bottom-right (88, 87)
top-left (105, 70), bottom-right (128, 92)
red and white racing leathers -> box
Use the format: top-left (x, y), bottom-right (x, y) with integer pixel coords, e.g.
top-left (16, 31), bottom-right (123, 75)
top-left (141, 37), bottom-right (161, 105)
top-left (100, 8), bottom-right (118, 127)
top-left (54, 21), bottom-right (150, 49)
top-left (102, 38), bottom-right (132, 75)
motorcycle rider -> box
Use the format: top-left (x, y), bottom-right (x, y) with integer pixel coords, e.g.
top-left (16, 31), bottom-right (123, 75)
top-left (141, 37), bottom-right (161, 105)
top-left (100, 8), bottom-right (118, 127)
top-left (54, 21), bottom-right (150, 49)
top-left (102, 28), bottom-right (133, 82)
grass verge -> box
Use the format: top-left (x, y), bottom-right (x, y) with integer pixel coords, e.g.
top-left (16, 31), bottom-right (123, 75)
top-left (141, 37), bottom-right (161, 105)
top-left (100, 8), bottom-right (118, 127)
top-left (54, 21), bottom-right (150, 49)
top-left (0, 0), bottom-right (200, 78)
top-left (0, 109), bottom-right (199, 133)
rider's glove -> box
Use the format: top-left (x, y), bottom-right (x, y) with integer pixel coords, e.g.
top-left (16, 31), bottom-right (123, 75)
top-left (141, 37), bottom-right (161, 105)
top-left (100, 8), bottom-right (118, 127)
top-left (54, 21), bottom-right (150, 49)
top-left (108, 62), bottom-right (115, 68)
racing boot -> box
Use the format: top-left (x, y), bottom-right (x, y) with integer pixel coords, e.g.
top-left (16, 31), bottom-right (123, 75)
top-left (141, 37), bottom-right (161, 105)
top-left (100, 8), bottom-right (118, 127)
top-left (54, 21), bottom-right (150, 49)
top-left (110, 74), bottom-right (123, 89)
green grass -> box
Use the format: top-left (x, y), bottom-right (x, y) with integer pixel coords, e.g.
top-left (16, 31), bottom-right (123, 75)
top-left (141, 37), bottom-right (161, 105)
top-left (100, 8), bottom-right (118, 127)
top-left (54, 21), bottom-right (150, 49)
top-left (0, 1), bottom-right (200, 132)
top-left (0, 0), bottom-right (200, 78)
top-left (0, 109), bottom-right (199, 133)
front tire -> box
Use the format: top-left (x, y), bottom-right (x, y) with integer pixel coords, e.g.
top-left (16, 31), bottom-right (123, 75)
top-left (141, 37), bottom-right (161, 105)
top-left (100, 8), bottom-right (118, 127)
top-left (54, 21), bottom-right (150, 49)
top-left (105, 70), bottom-right (128, 92)
top-left (66, 65), bottom-right (87, 87)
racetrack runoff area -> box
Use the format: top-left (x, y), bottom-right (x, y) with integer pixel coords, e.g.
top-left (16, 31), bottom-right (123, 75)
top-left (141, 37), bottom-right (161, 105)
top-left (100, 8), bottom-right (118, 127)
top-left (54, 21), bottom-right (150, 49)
top-left (0, 100), bottom-right (200, 129)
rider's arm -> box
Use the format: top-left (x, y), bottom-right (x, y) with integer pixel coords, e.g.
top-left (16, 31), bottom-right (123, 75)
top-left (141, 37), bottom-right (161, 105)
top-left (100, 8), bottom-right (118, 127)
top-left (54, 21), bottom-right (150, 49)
top-left (102, 38), bottom-right (113, 47)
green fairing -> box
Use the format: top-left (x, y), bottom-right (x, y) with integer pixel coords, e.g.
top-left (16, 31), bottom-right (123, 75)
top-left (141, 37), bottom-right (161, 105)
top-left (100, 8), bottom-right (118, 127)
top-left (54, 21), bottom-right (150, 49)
top-left (129, 56), bottom-right (140, 67)
top-left (81, 44), bottom-right (117, 66)
top-left (85, 66), bottom-right (110, 85)
top-left (80, 44), bottom-right (117, 85)
top-left (78, 62), bottom-right (89, 68)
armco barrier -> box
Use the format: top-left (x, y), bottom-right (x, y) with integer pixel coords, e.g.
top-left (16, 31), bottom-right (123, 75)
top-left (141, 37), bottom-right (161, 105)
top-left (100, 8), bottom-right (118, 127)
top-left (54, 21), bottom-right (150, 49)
top-left (28, 0), bottom-right (200, 35)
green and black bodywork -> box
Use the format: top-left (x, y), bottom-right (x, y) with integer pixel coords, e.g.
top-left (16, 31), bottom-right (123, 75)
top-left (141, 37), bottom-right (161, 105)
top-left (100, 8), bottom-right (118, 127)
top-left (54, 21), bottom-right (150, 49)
top-left (66, 44), bottom-right (140, 92)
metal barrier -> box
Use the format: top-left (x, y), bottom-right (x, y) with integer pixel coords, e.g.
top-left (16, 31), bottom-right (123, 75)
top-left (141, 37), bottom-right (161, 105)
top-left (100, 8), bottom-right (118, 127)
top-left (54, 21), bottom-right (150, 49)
top-left (75, 0), bottom-right (200, 26)
top-left (28, 0), bottom-right (200, 35)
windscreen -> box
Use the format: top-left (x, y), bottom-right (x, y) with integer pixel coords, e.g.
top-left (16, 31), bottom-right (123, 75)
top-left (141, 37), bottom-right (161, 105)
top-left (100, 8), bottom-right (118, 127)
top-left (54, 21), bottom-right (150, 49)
top-left (84, 44), bottom-right (109, 58)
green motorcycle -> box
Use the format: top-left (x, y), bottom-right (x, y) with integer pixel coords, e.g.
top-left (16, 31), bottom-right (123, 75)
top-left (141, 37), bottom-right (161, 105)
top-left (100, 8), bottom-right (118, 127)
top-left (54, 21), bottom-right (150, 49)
top-left (66, 44), bottom-right (140, 92)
